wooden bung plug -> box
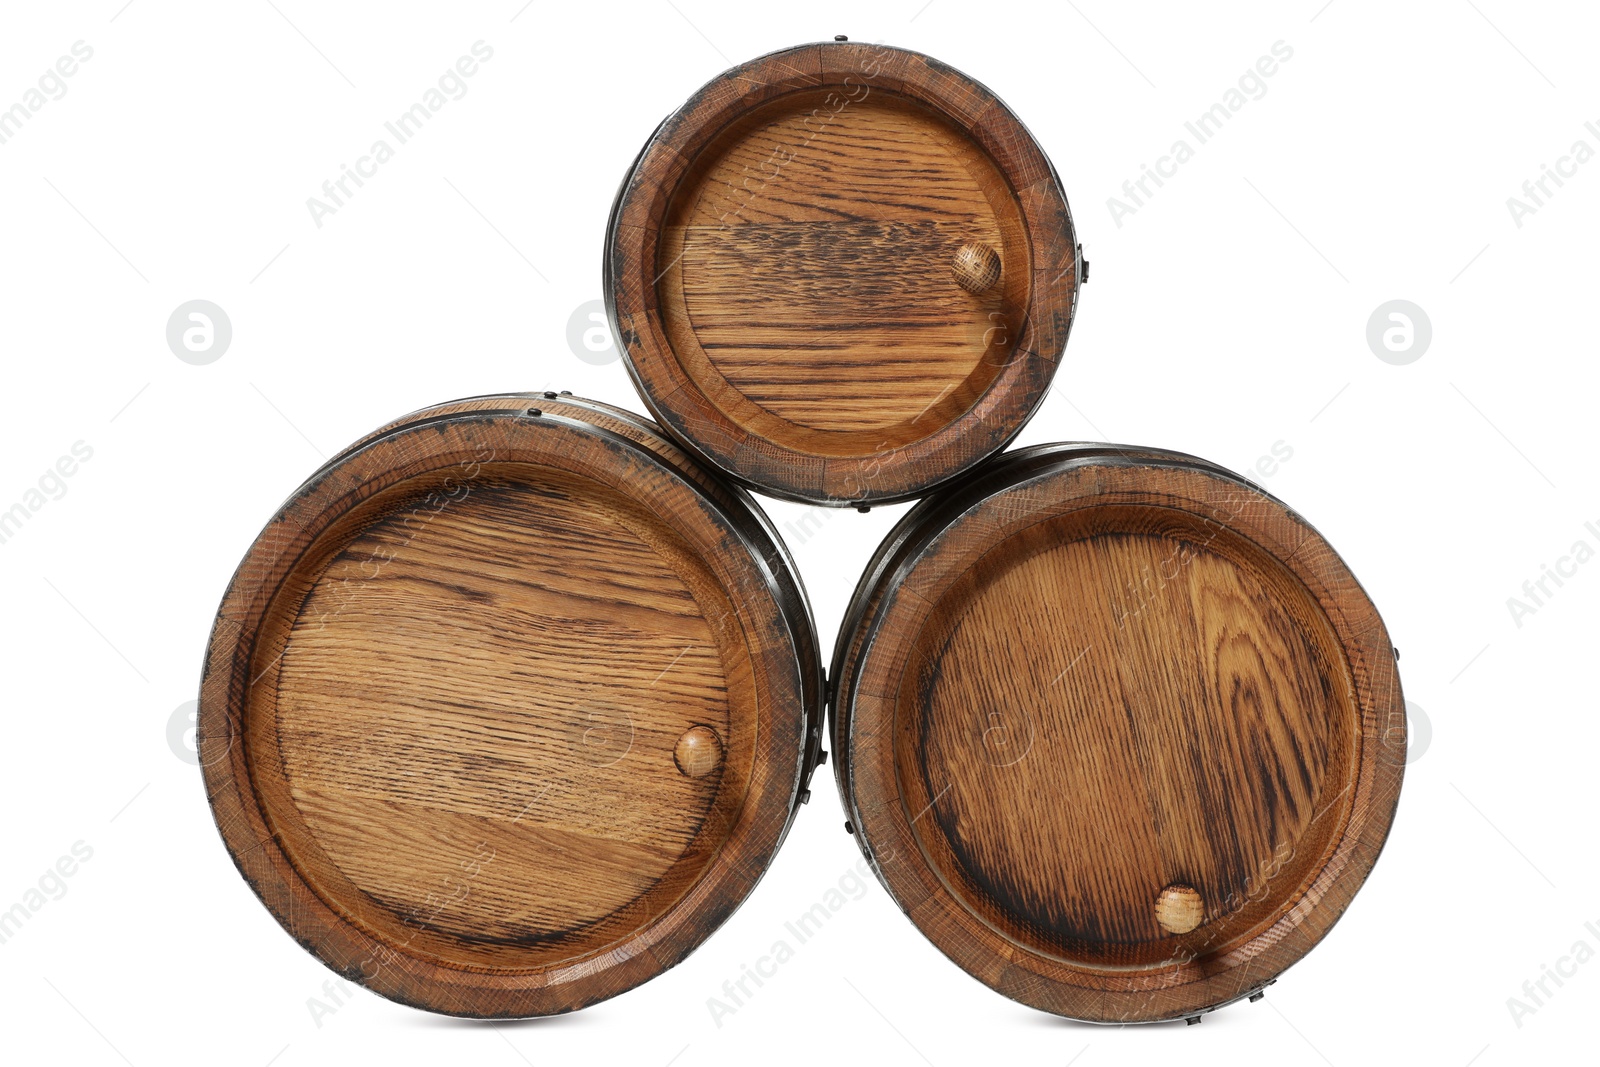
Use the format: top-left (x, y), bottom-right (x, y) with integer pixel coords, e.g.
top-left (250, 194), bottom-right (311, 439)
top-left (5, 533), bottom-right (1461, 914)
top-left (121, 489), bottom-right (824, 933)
top-left (951, 242), bottom-right (1002, 293)
top-left (1155, 884), bottom-right (1205, 935)
top-left (674, 725), bottom-right (723, 778)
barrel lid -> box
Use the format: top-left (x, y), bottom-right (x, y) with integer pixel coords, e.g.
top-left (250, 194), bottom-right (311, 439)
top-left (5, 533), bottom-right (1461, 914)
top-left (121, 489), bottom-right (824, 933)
top-left (832, 445), bottom-right (1405, 1021)
top-left (607, 40), bottom-right (1081, 506)
top-left (199, 395), bottom-right (820, 1017)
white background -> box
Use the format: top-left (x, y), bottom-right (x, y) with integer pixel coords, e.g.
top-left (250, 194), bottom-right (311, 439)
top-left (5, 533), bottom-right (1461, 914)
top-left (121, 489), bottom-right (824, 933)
top-left (1, 1), bottom-right (1595, 1064)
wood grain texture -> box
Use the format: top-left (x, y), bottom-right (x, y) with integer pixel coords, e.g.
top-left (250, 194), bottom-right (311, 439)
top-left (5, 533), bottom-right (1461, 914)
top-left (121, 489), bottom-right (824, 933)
top-left (831, 444), bottom-right (1406, 1022)
top-left (607, 40), bottom-right (1081, 505)
top-left (199, 395), bottom-right (822, 1017)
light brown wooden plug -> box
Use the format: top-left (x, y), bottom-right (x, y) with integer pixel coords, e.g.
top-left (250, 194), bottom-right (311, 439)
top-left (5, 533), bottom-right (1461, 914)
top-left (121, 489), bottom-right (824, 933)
top-left (951, 242), bottom-right (1001, 293)
top-left (674, 725), bottom-right (724, 778)
top-left (1155, 884), bottom-right (1205, 935)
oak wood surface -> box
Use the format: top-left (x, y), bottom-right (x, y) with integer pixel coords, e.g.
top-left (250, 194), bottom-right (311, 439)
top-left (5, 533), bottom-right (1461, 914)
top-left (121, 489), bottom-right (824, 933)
top-left (831, 444), bottom-right (1405, 1022)
top-left (607, 40), bottom-right (1082, 505)
top-left (199, 395), bottom-right (822, 1017)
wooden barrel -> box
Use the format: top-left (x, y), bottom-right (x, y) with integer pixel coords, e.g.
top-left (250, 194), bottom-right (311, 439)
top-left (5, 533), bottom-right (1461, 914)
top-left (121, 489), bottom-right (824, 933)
top-left (830, 443), bottom-right (1405, 1022)
top-left (199, 393), bottom-right (823, 1017)
top-left (606, 39), bottom-right (1083, 506)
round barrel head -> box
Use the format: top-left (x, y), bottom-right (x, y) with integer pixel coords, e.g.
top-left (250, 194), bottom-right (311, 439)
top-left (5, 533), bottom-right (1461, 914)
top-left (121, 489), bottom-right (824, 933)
top-left (607, 40), bottom-right (1081, 506)
top-left (199, 396), bottom-right (820, 1017)
top-left (833, 446), bottom-right (1404, 1022)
